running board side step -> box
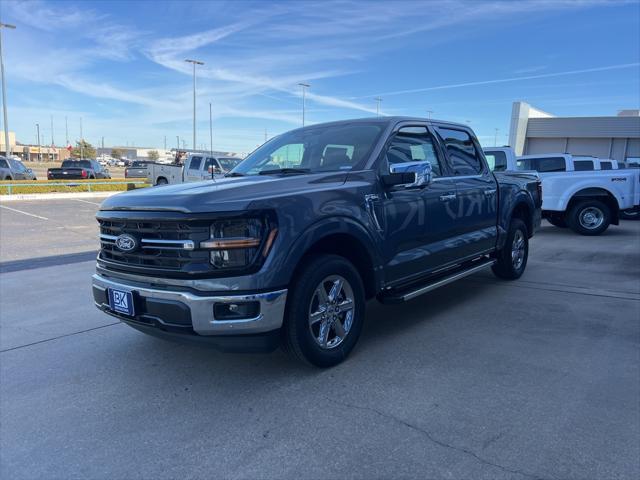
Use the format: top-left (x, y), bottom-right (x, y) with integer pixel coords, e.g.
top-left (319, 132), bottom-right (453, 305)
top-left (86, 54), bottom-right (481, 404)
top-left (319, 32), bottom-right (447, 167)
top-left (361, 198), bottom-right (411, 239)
top-left (378, 259), bottom-right (496, 304)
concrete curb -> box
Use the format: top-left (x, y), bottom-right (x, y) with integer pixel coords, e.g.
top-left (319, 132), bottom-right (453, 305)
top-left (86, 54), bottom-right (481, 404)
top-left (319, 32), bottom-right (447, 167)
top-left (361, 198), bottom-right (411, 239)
top-left (0, 191), bottom-right (122, 202)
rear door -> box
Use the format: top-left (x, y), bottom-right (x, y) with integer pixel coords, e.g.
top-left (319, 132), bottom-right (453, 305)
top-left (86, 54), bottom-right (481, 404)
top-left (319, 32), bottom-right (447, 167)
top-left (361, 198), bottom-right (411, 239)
top-left (435, 126), bottom-right (498, 257)
top-left (184, 155), bottom-right (203, 182)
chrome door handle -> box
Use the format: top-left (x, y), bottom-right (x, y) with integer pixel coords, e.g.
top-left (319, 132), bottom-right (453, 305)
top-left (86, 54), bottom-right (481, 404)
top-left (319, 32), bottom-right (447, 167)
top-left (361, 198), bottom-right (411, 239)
top-left (484, 189), bottom-right (497, 196)
top-left (439, 193), bottom-right (457, 202)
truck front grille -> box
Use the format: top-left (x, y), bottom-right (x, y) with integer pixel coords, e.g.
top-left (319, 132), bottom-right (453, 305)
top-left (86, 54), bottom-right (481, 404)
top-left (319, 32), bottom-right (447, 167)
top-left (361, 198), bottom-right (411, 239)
top-left (98, 218), bottom-right (212, 275)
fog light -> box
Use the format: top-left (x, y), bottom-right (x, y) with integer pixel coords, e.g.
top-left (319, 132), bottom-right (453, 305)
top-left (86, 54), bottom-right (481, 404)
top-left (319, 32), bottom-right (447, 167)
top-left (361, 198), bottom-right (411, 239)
top-left (213, 301), bottom-right (260, 320)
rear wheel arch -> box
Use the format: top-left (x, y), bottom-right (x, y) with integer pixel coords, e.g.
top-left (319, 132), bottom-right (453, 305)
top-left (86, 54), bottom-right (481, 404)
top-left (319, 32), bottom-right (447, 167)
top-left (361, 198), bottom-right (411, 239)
top-left (567, 188), bottom-right (620, 222)
top-left (509, 200), bottom-right (532, 237)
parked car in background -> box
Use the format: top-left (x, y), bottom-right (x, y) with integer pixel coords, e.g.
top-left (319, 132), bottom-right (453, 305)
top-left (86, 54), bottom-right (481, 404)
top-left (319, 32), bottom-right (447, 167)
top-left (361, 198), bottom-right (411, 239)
top-left (483, 147), bottom-right (640, 234)
top-left (124, 161), bottom-right (150, 179)
top-left (47, 159), bottom-right (112, 180)
top-left (93, 117), bottom-right (541, 367)
top-left (0, 156), bottom-right (37, 180)
top-left (146, 153), bottom-right (242, 185)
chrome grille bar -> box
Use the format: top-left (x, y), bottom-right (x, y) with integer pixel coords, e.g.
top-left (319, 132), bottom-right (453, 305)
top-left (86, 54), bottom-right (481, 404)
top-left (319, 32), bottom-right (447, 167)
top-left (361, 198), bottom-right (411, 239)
top-left (99, 234), bottom-right (194, 250)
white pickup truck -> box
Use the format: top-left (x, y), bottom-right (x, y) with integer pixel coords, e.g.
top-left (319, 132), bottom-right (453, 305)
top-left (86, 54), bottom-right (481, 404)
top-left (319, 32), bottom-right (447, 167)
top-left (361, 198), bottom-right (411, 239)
top-left (483, 147), bottom-right (640, 235)
top-left (146, 153), bottom-right (242, 185)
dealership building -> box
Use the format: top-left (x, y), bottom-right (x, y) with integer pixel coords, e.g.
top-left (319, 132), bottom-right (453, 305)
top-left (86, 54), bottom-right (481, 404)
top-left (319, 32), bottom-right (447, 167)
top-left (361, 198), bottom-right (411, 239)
top-left (508, 101), bottom-right (640, 163)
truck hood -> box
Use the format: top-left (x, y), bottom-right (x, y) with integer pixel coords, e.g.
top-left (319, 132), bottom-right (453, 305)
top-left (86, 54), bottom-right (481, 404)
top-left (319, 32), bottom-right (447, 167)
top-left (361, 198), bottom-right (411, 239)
top-left (100, 172), bottom-right (348, 213)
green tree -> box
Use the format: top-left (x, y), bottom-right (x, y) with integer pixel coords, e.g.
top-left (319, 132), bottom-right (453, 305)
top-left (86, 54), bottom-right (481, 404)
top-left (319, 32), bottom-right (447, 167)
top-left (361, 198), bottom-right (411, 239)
top-left (147, 150), bottom-right (159, 161)
top-left (71, 140), bottom-right (96, 159)
top-left (111, 148), bottom-right (125, 159)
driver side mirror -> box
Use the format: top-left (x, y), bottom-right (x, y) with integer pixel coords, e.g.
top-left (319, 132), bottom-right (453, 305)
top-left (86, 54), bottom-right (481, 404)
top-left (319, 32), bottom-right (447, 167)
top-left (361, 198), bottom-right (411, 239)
top-left (382, 161), bottom-right (432, 188)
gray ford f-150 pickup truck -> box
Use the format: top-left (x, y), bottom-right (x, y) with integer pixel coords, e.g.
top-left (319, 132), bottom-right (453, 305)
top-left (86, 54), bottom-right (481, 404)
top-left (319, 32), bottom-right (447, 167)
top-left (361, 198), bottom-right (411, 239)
top-left (93, 117), bottom-right (542, 367)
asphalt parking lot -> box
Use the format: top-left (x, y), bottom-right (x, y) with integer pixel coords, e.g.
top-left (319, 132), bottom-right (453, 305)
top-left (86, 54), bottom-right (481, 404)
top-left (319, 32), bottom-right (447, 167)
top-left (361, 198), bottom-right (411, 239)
top-left (1, 198), bottom-right (639, 479)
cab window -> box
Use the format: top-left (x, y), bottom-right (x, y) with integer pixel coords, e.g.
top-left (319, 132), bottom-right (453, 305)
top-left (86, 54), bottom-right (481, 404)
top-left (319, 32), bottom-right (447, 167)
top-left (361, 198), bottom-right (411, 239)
top-left (484, 151), bottom-right (507, 172)
top-left (517, 157), bottom-right (566, 172)
top-left (189, 156), bottom-right (202, 170)
top-left (385, 128), bottom-right (443, 177)
top-left (574, 160), bottom-right (594, 171)
top-left (436, 127), bottom-right (484, 175)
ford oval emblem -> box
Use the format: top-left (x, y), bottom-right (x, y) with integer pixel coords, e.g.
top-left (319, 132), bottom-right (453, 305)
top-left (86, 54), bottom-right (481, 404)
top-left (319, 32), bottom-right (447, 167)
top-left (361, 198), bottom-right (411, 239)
top-left (115, 234), bottom-right (138, 252)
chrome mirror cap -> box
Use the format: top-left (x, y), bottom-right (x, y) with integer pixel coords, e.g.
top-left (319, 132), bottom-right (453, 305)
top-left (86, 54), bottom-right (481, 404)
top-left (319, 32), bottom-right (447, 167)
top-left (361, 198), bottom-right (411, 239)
top-left (389, 160), bottom-right (432, 188)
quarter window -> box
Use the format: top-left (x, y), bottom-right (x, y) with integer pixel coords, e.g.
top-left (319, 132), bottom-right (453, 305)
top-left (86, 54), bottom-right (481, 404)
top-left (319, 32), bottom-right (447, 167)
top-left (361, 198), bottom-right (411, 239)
top-left (385, 130), bottom-right (443, 177)
top-left (0, 159), bottom-right (8, 168)
top-left (436, 127), bottom-right (484, 175)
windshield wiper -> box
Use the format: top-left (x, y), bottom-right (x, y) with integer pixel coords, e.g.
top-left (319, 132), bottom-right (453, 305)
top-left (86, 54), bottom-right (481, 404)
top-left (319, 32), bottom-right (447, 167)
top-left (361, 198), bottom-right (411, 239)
top-left (258, 168), bottom-right (310, 175)
top-left (224, 172), bottom-right (245, 177)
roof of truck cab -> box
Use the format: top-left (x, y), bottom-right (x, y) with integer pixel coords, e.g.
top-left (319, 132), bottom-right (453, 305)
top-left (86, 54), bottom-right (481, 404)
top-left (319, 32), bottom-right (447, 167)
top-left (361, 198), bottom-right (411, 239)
top-left (285, 116), bottom-right (471, 132)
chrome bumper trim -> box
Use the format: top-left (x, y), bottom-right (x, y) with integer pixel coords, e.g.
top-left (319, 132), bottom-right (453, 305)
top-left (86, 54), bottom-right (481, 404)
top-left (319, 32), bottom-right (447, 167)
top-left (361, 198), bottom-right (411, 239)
top-left (92, 273), bottom-right (287, 335)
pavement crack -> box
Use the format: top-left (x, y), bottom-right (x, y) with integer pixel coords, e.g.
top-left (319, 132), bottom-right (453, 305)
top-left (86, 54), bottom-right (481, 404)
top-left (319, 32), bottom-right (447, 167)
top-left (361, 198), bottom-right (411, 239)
top-left (0, 322), bottom-right (121, 353)
top-left (323, 396), bottom-right (553, 480)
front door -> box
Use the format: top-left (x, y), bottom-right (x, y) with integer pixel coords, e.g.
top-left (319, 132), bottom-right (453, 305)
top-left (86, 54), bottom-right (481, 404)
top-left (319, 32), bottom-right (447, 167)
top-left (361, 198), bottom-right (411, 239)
top-left (380, 126), bottom-right (461, 284)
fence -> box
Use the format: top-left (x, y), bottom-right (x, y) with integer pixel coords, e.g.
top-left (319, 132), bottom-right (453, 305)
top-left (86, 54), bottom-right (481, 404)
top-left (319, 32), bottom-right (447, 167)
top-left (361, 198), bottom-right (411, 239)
top-left (0, 180), bottom-right (147, 195)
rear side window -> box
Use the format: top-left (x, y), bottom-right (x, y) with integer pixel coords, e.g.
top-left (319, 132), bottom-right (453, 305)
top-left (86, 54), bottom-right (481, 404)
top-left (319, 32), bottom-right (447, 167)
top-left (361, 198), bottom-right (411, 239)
top-left (189, 156), bottom-right (202, 170)
top-left (436, 127), bottom-right (484, 175)
top-left (574, 160), bottom-right (594, 171)
top-left (600, 161), bottom-right (612, 170)
top-left (517, 157), bottom-right (566, 172)
top-left (0, 158), bottom-right (10, 168)
top-left (484, 151), bottom-right (507, 172)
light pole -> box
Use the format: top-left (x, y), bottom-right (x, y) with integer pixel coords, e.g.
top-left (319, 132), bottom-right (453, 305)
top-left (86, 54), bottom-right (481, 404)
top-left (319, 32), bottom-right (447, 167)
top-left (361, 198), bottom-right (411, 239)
top-left (36, 123), bottom-right (41, 161)
top-left (185, 59), bottom-right (204, 153)
top-left (209, 101), bottom-right (213, 157)
top-left (494, 128), bottom-right (499, 147)
top-left (375, 97), bottom-right (382, 117)
top-left (80, 117), bottom-right (84, 158)
top-left (426, 110), bottom-right (433, 120)
top-left (0, 22), bottom-right (16, 157)
top-left (65, 116), bottom-right (69, 145)
top-left (298, 83), bottom-right (310, 126)
top-left (50, 115), bottom-right (54, 146)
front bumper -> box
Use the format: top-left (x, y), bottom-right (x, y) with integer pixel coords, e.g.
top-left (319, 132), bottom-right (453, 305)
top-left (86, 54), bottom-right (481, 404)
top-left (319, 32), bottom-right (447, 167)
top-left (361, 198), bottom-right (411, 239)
top-left (92, 273), bottom-right (287, 351)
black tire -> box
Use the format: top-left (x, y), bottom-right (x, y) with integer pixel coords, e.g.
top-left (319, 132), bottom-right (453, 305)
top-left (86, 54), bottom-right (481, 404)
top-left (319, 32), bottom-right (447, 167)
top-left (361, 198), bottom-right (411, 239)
top-left (282, 254), bottom-right (365, 368)
top-left (156, 177), bottom-right (168, 185)
top-left (492, 218), bottom-right (528, 280)
top-left (546, 215), bottom-right (567, 228)
top-left (567, 199), bottom-right (611, 236)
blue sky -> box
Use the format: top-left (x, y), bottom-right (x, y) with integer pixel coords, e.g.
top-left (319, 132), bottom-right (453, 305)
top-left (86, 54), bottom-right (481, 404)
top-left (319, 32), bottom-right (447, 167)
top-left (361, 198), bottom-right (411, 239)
top-left (2, 0), bottom-right (639, 154)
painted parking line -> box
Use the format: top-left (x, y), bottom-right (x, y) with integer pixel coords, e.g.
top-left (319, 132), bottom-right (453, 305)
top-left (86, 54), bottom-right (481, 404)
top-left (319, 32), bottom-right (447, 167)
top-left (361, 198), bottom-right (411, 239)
top-left (0, 205), bottom-right (49, 220)
top-left (73, 199), bottom-right (102, 206)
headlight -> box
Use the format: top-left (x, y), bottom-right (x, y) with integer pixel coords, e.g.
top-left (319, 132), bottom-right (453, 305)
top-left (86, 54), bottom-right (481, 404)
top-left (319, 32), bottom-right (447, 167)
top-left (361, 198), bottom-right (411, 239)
top-left (201, 216), bottom-right (277, 271)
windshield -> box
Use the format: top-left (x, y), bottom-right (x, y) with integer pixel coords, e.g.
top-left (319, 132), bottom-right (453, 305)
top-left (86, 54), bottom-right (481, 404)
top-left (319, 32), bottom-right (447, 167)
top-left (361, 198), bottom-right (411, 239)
top-left (62, 160), bottom-right (92, 168)
top-left (231, 123), bottom-right (384, 175)
top-left (218, 157), bottom-right (241, 171)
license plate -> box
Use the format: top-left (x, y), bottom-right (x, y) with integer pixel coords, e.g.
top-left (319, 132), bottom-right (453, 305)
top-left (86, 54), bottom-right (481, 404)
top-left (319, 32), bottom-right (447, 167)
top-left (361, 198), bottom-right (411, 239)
top-left (108, 288), bottom-right (135, 316)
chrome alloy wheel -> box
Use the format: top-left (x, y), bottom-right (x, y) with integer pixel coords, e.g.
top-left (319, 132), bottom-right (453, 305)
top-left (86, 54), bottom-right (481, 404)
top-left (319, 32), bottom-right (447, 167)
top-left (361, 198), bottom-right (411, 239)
top-left (511, 229), bottom-right (526, 270)
top-left (308, 275), bottom-right (355, 349)
top-left (579, 206), bottom-right (604, 230)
